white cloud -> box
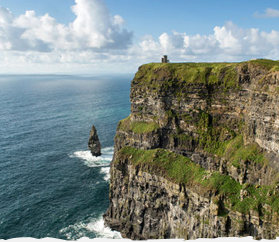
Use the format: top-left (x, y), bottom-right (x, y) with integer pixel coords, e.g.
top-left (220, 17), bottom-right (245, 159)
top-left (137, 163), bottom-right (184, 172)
top-left (13, 11), bottom-right (67, 52)
top-left (254, 8), bottom-right (279, 18)
top-left (0, 0), bottom-right (133, 52)
top-left (159, 33), bottom-right (172, 53)
top-left (70, 0), bottom-right (132, 49)
top-left (135, 21), bottom-right (279, 63)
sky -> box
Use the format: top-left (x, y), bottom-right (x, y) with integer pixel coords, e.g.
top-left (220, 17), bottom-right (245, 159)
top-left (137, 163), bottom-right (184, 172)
top-left (0, 0), bottom-right (279, 74)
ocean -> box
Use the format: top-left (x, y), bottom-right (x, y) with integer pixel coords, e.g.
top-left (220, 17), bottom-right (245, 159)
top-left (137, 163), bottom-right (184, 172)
top-left (0, 74), bottom-right (131, 240)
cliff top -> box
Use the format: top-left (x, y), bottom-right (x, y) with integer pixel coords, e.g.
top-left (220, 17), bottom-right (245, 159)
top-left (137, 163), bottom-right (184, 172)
top-left (134, 59), bottom-right (279, 87)
top-left (139, 59), bottom-right (279, 72)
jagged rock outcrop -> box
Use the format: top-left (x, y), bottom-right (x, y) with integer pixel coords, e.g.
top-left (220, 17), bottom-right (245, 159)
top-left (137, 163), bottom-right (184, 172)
top-left (88, 125), bottom-right (101, 156)
top-left (104, 59), bottom-right (279, 240)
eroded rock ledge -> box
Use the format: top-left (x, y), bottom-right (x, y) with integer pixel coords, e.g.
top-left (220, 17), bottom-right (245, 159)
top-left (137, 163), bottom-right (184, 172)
top-left (104, 59), bottom-right (279, 240)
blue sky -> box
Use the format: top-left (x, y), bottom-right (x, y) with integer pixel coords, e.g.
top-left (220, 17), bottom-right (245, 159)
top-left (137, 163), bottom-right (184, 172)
top-left (0, 0), bottom-right (279, 74)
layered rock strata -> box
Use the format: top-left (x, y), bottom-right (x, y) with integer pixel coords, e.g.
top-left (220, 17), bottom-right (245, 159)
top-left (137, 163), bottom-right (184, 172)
top-left (104, 59), bottom-right (279, 240)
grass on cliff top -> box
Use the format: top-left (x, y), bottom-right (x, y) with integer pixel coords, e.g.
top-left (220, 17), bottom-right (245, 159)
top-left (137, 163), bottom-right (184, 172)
top-left (118, 116), bottom-right (159, 134)
top-left (246, 59), bottom-right (279, 71)
top-left (134, 59), bottom-right (279, 91)
top-left (135, 62), bottom-right (239, 88)
top-left (117, 146), bottom-right (279, 215)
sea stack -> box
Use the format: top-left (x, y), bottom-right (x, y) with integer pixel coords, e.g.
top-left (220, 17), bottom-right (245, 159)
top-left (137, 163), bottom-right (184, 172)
top-left (88, 125), bottom-right (101, 157)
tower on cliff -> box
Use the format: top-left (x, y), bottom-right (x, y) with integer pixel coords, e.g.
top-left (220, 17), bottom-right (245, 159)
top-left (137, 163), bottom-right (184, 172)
top-left (161, 55), bottom-right (169, 63)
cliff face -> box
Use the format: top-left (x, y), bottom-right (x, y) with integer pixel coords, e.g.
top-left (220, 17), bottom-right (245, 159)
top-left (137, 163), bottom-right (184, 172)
top-left (104, 59), bottom-right (279, 240)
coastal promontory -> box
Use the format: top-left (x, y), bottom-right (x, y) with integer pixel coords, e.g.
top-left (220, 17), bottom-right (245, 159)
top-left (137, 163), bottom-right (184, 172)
top-left (104, 59), bottom-right (279, 240)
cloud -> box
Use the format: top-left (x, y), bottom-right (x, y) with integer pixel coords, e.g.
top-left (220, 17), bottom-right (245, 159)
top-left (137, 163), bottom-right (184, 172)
top-left (0, 0), bottom-right (133, 52)
top-left (70, 0), bottom-right (132, 49)
top-left (0, 7), bottom-right (50, 52)
top-left (254, 8), bottom-right (279, 18)
top-left (131, 21), bottom-right (279, 65)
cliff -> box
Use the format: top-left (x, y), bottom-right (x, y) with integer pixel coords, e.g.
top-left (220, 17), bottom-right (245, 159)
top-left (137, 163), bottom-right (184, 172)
top-left (104, 59), bottom-right (279, 240)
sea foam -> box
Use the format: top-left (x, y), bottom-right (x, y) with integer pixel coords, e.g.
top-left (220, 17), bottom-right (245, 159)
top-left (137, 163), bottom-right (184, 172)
top-left (69, 147), bottom-right (114, 168)
top-left (86, 217), bottom-right (122, 239)
top-left (100, 167), bottom-right (110, 181)
top-left (59, 216), bottom-right (122, 240)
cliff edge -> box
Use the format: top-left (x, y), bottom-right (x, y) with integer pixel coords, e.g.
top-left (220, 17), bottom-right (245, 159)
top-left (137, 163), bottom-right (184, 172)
top-left (104, 59), bottom-right (279, 240)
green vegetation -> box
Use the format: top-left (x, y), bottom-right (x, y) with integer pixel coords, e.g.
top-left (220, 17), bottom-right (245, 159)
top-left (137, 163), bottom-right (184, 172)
top-left (118, 116), bottom-right (159, 134)
top-left (118, 146), bottom-right (243, 196)
top-left (117, 146), bottom-right (279, 215)
top-left (192, 109), bottom-right (267, 167)
top-left (196, 116), bottom-right (267, 167)
top-left (133, 62), bottom-right (241, 112)
top-left (247, 59), bottom-right (279, 71)
top-left (134, 62), bottom-right (239, 91)
top-left (134, 59), bottom-right (279, 97)
top-left (179, 107), bottom-right (267, 168)
top-left (221, 136), bottom-right (267, 168)
top-left (192, 109), bottom-right (237, 155)
top-left (118, 146), bottom-right (209, 184)
top-left (172, 133), bottom-right (193, 142)
top-left (199, 127), bottom-right (267, 168)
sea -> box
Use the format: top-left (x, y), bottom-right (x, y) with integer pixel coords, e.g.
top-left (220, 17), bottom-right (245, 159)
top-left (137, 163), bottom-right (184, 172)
top-left (0, 74), bottom-right (132, 240)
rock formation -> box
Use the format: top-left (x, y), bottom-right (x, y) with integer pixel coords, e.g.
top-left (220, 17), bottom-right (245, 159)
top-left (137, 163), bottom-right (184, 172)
top-left (104, 59), bottom-right (279, 240)
top-left (88, 125), bottom-right (101, 156)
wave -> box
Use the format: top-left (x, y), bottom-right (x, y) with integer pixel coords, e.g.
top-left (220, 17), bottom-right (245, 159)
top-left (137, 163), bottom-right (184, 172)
top-left (100, 167), bottom-right (110, 181)
top-left (86, 216), bottom-right (122, 239)
top-left (59, 216), bottom-right (122, 240)
top-left (69, 147), bottom-right (114, 168)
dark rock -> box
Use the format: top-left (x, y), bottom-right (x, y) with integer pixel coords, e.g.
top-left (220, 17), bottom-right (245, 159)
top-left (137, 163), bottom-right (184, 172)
top-left (88, 125), bottom-right (101, 156)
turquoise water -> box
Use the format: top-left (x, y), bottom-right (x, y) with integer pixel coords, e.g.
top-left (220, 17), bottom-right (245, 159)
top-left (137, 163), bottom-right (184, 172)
top-left (0, 75), bottom-right (131, 240)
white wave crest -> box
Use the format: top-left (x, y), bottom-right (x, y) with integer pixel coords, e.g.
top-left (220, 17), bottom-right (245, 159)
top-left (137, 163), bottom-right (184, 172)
top-left (59, 221), bottom-right (87, 240)
top-left (86, 217), bottom-right (122, 239)
top-left (59, 216), bottom-right (122, 240)
top-left (100, 167), bottom-right (110, 181)
top-left (69, 147), bottom-right (114, 168)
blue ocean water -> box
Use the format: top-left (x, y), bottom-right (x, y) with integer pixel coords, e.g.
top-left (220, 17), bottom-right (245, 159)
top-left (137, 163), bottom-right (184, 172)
top-left (0, 75), bottom-right (131, 240)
